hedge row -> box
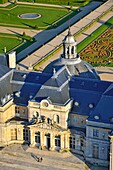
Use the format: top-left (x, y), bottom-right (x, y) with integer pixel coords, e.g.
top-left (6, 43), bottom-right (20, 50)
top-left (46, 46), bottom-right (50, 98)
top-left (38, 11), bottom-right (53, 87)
top-left (18, 0), bottom-right (91, 6)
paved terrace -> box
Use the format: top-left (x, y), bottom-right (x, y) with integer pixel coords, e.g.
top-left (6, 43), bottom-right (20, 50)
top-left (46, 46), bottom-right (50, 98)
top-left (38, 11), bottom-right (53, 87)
top-left (17, 1), bottom-right (113, 70)
top-left (0, 144), bottom-right (89, 170)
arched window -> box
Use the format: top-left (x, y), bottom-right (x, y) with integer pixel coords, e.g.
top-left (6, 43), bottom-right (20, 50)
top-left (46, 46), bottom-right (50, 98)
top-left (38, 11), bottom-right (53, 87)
top-left (67, 47), bottom-right (69, 54)
top-left (71, 46), bottom-right (74, 54)
top-left (55, 135), bottom-right (61, 147)
top-left (35, 132), bottom-right (40, 144)
top-left (23, 128), bottom-right (30, 142)
top-left (63, 44), bottom-right (65, 54)
top-left (54, 115), bottom-right (59, 124)
top-left (56, 115), bottom-right (59, 124)
top-left (36, 112), bottom-right (39, 117)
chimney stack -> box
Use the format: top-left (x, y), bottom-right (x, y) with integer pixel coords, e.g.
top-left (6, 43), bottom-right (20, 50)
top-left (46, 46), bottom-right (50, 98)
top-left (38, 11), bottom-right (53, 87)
top-left (8, 51), bottom-right (16, 69)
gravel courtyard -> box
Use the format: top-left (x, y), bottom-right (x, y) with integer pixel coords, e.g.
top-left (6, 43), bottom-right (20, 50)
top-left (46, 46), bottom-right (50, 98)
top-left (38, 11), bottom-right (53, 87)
top-left (0, 144), bottom-right (89, 170)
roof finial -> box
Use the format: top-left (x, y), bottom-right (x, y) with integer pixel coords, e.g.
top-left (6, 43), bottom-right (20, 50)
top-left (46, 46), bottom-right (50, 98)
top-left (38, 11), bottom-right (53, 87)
top-left (68, 27), bottom-right (71, 36)
top-left (53, 68), bottom-right (56, 75)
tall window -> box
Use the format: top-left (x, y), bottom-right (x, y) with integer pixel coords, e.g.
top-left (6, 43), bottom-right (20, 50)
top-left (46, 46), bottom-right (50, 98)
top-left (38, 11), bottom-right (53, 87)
top-left (67, 47), bottom-right (69, 54)
top-left (55, 135), bottom-right (61, 147)
top-left (23, 129), bottom-right (30, 141)
top-left (93, 144), bottom-right (99, 158)
top-left (71, 46), bottom-right (74, 54)
top-left (11, 128), bottom-right (17, 140)
top-left (15, 106), bottom-right (20, 116)
top-left (56, 115), bottom-right (59, 124)
top-left (15, 106), bottom-right (19, 113)
top-left (93, 129), bottom-right (99, 137)
top-left (70, 136), bottom-right (75, 149)
top-left (35, 132), bottom-right (40, 144)
top-left (54, 115), bottom-right (60, 124)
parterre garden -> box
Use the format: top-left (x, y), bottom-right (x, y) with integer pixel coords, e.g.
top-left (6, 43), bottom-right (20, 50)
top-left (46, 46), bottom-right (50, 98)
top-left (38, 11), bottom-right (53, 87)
top-left (0, 4), bottom-right (74, 29)
top-left (80, 25), bottom-right (113, 67)
top-left (0, 3), bottom-right (78, 54)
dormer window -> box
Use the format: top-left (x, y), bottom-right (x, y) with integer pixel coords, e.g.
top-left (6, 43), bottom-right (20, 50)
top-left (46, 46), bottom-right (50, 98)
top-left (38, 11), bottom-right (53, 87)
top-left (94, 115), bottom-right (100, 120)
top-left (74, 101), bottom-right (79, 106)
top-left (89, 103), bottom-right (94, 109)
top-left (21, 74), bottom-right (26, 79)
top-left (110, 117), bottom-right (113, 122)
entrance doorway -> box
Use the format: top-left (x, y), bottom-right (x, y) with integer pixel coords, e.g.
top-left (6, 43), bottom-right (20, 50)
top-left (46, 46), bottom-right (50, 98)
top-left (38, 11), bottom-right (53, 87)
top-left (45, 133), bottom-right (50, 149)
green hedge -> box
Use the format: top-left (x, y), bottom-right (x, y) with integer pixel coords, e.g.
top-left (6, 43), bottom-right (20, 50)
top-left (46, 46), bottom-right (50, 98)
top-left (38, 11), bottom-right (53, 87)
top-left (18, 0), bottom-right (91, 6)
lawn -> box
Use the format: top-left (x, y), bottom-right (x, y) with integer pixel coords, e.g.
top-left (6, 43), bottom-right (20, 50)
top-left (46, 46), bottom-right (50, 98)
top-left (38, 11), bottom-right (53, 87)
top-left (0, 33), bottom-right (35, 54)
top-left (0, 34), bottom-right (22, 53)
top-left (0, 4), bottom-right (72, 29)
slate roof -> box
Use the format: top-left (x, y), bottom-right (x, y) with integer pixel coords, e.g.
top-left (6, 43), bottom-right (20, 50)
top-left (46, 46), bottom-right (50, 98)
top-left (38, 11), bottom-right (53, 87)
top-left (0, 46), bottom-right (113, 126)
top-left (0, 53), bottom-right (7, 66)
top-left (88, 94), bottom-right (113, 124)
top-left (43, 58), bottom-right (100, 80)
top-left (0, 64), bottom-right (10, 78)
top-left (11, 70), bottom-right (52, 105)
top-left (0, 69), bottom-right (13, 105)
top-left (1, 62), bottom-right (113, 125)
top-left (69, 77), bottom-right (111, 116)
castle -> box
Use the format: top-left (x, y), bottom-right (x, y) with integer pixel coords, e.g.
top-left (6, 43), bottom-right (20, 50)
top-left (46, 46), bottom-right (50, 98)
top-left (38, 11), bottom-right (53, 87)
top-left (0, 29), bottom-right (113, 169)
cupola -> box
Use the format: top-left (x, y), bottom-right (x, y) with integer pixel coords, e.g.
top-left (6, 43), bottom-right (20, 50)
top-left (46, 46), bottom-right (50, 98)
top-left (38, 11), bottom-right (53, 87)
top-left (61, 28), bottom-right (77, 59)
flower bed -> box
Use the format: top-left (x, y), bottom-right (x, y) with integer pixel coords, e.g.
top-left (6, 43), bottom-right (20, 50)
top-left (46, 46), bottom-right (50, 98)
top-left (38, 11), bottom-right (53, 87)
top-left (80, 26), bottom-right (113, 66)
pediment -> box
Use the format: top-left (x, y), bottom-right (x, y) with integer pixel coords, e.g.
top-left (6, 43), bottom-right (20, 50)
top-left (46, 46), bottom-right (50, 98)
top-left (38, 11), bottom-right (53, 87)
top-left (32, 121), bottom-right (63, 131)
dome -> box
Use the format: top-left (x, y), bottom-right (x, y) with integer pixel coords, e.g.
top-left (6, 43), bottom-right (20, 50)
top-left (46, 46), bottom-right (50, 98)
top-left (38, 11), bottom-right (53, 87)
top-left (43, 28), bottom-right (100, 80)
top-left (63, 29), bottom-right (76, 44)
top-left (43, 58), bottom-right (100, 80)
top-left (64, 34), bottom-right (75, 44)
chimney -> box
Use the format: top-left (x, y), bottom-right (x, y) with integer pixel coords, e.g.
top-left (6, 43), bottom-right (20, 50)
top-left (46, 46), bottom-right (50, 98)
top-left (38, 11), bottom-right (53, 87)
top-left (8, 51), bottom-right (16, 69)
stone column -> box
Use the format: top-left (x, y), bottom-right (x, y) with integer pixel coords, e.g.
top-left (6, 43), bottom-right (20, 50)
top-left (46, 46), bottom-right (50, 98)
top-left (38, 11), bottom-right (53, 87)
top-left (50, 133), bottom-right (55, 151)
top-left (61, 134), bottom-right (64, 149)
top-left (65, 133), bottom-right (70, 149)
top-left (30, 129), bottom-right (35, 147)
top-left (41, 131), bottom-right (45, 149)
top-left (69, 46), bottom-right (71, 58)
top-left (110, 137), bottom-right (113, 170)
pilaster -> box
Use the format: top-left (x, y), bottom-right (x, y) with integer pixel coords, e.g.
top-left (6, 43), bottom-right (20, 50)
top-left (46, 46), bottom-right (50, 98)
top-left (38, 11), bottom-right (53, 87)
top-left (41, 131), bottom-right (45, 149)
top-left (50, 133), bottom-right (55, 150)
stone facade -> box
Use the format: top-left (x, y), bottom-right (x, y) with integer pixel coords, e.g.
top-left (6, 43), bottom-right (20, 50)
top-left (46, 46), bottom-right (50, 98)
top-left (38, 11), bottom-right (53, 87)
top-left (85, 121), bottom-right (111, 167)
top-left (0, 96), bottom-right (85, 154)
